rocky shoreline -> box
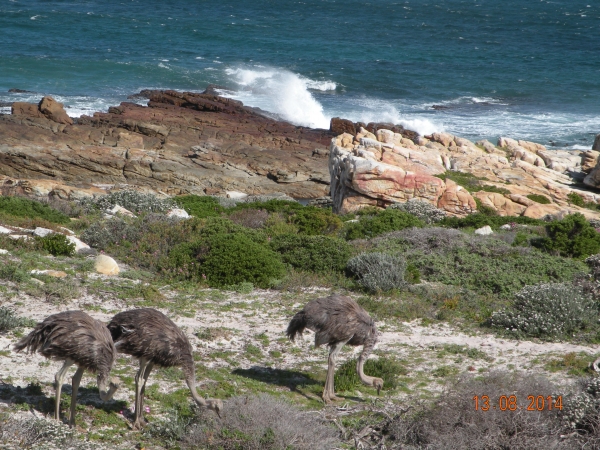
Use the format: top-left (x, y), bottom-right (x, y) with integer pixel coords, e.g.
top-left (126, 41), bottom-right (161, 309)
top-left (0, 90), bottom-right (334, 200)
top-left (2, 90), bottom-right (600, 221)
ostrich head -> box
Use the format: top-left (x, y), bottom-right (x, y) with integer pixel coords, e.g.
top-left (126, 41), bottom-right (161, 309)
top-left (202, 398), bottom-right (223, 418)
top-left (97, 372), bottom-right (120, 401)
top-left (373, 377), bottom-right (384, 396)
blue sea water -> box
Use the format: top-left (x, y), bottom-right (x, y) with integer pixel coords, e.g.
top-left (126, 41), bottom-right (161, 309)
top-left (0, 0), bottom-right (599, 147)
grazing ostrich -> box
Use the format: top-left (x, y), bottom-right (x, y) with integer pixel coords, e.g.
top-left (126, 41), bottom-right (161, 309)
top-left (107, 308), bottom-right (222, 430)
top-left (286, 294), bottom-right (383, 404)
top-left (13, 311), bottom-right (120, 427)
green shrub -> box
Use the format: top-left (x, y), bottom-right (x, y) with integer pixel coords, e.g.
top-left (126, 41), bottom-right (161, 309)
top-left (347, 252), bottom-right (407, 292)
top-left (411, 248), bottom-right (586, 299)
top-left (344, 209), bottom-right (424, 240)
top-left (0, 263), bottom-right (30, 283)
top-left (568, 192), bottom-right (586, 207)
top-left (36, 233), bottom-right (75, 256)
top-left (173, 195), bottom-right (225, 218)
top-left (512, 232), bottom-right (529, 247)
top-left (435, 171), bottom-right (486, 192)
top-left (81, 190), bottom-right (174, 214)
top-left (80, 218), bottom-right (135, 250)
top-left (0, 307), bottom-right (36, 332)
top-left (334, 356), bottom-right (405, 392)
top-left (440, 213), bottom-right (544, 230)
top-left (527, 194), bottom-right (551, 204)
top-left (536, 213), bottom-right (600, 259)
top-left (199, 234), bottom-right (285, 288)
top-left (388, 200), bottom-right (446, 224)
top-left (228, 199), bottom-right (303, 214)
top-left (0, 196), bottom-right (70, 224)
top-left (200, 234), bottom-right (284, 288)
top-left (270, 234), bottom-right (352, 273)
top-left (490, 283), bottom-right (597, 338)
top-left (289, 207), bottom-right (342, 235)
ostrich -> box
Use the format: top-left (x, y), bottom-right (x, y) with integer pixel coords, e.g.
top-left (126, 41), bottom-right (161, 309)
top-left (13, 310), bottom-right (120, 427)
top-left (286, 294), bottom-right (383, 404)
top-left (107, 308), bottom-right (222, 430)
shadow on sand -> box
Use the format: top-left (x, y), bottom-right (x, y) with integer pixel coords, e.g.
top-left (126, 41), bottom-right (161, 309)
top-left (0, 378), bottom-right (126, 422)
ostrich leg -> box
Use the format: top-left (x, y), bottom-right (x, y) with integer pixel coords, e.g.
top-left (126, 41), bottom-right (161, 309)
top-left (138, 362), bottom-right (154, 426)
top-left (132, 358), bottom-right (150, 430)
top-left (322, 341), bottom-right (346, 404)
top-left (69, 367), bottom-right (84, 427)
top-left (54, 359), bottom-right (73, 421)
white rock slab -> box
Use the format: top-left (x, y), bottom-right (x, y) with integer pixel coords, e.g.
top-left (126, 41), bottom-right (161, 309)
top-left (167, 208), bottom-right (190, 219)
top-left (33, 227), bottom-right (55, 237)
top-left (475, 225), bottom-right (494, 235)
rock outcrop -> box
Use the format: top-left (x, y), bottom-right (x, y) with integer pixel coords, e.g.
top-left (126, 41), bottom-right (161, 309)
top-left (329, 129), bottom-right (600, 219)
top-left (0, 91), bottom-right (336, 200)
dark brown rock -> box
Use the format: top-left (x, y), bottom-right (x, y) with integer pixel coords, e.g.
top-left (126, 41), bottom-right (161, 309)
top-left (330, 117), bottom-right (356, 136)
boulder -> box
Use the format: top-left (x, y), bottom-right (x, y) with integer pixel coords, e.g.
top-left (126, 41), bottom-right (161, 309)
top-left (33, 227), bottom-right (54, 237)
top-left (0, 226), bottom-right (12, 234)
top-left (473, 191), bottom-right (527, 216)
top-left (95, 254), bottom-right (120, 276)
top-left (330, 117), bottom-right (356, 136)
top-left (109, 205), bottom-right (136, 217)
top-left (474, 225), bottom-right (493, 235)
top-left (593, 134), bottom-right (600, 151)
top-left (38, 96), bottom-right (73, 125)
top-left (167, 208), bottom-right (190, 219)
top-left (66, 236), bottom-right (92, 254)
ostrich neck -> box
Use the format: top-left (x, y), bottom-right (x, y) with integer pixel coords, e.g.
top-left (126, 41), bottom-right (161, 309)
top-left (97, 373), bottom-right (117, 401)
top-left (356, 356), bottom-right (377, 386)
top-left (184, 366), bottom-right (208, 407)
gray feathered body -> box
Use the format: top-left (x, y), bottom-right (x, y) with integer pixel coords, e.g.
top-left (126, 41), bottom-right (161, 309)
top-left (286, 294), bottom-right (378, 353)
top-left (107, 308), bottom-right (194, 376)
top-left (14, 310), bottom-right (116, 377)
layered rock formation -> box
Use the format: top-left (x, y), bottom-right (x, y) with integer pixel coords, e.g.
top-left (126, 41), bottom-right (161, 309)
top-left (330, 128), bottom-right (600, 219)
top-left (0, 91), bottom-right (335, 200)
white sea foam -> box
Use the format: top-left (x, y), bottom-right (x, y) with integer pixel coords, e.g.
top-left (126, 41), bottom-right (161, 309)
top-left (221, 67), bottom-right (334, 128)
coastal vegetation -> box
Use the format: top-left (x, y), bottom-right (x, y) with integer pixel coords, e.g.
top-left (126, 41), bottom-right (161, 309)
top-left (2, 192), bottom-right (600, 448)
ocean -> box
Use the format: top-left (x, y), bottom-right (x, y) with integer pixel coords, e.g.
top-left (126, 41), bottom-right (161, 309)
top-left (1, 0), bottom-right (599, 148)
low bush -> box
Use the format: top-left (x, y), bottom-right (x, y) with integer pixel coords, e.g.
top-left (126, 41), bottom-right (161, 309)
top-left (440, 212), bottom-right (544, 230)
top-left (0, 263), bottom-right (30, 283)
top-left (80, 217), bottom-right (135, 250)
top-left (0, 307), bottom-right (36, 332)
top-left (198, 233), bottom-right (285, 288)
top-left (536, 213), bottom-right (600, 259)
top-left (388, 200), bottom-right (446, 224)
top-left (81, 189), bottom-right (174, 214)
top-left (347, 252), bottom-right (407, 292)
top-left (411, 248), bottom-right (586, 299)
top-left (182, 395), bottom-right (340, 450)
top-left (289, 206), bottom-right (342, 235)
top-left (334, 356), bottom-right (406, 392)
top-left (490, 283), bottom-right (597, 338)
top-left (200, 235), bottom-right (283, 288)
top-left (568, 192), bottom-right (586, 207)
top-left (36, 233), bottom-right (75, 257)
top-left (228, 208), bottom-right (270, 229)
top-left (0, 196), bottom-right (70, 224)
top-left (385, 371), bottom-right (571, 449)
top-left (173, 195), bottom-right (225, 218)
top-left (344, 209), bottom-right (424, 240)
top-left (270, 234), bottom-right (352, 273)
top-left (527, 193), bottom-right (551, 204)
